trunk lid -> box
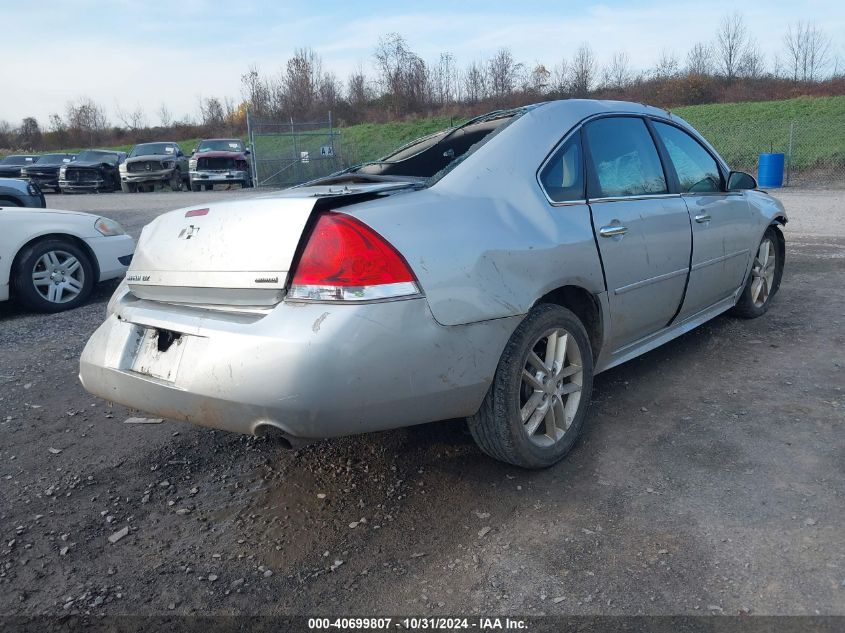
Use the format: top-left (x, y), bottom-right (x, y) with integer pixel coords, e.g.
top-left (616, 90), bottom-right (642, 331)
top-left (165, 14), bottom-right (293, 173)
top-left (127, 182), bottom-right (414, 307)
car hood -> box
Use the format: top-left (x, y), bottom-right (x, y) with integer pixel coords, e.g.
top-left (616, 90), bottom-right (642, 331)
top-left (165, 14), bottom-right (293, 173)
top-left (192, 150), bottom-right (247, 159)
top-left (67, 160), bottom-right (113, 169)
top-left (1, 207), bottom-right (98, 219)
top-left (125, 154), bottom-right (178, 164)
top-left (23, 164), bottom-right (62, 173)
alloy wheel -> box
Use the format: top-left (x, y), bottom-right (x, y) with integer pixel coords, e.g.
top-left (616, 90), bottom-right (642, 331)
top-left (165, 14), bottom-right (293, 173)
top-left (31, 250), bottom-right (85, 304)
top-left (520, 328), bottom-right (583, 447)
top-left (751, 238), bottom-right (776, 308)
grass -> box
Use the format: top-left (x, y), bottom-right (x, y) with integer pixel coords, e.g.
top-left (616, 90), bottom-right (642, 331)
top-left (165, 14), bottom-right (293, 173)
top-left (673, 96), bottom-right (845, 171)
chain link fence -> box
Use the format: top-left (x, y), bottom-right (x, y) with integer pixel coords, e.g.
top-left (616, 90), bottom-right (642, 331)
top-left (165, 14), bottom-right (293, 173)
top-left (693, 118), bottom-right (845, 188)
top-left (246, 113), bottom-right (844, 190)
top-left (246, 113), bottom-right (345, 188)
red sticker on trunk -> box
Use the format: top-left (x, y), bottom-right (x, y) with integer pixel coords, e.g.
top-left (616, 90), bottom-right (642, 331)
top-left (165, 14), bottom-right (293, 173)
top-left (185, 208), bottom-right (209, 217)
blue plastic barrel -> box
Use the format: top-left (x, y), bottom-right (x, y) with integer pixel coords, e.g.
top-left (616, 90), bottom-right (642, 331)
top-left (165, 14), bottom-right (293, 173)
top-left (758, 153), bottom-right (785, 188)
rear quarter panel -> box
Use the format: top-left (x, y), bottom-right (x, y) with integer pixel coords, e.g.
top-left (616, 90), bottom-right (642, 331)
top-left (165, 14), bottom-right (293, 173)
top-left (346, 104), bottom-right (607, 327)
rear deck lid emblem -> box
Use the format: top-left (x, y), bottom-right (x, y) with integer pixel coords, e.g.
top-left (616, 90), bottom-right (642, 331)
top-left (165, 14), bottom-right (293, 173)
top-left (178, 225), bottom-right (200, 240)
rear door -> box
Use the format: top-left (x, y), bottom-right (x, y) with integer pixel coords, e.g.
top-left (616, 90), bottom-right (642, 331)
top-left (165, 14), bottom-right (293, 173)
top-left (583, 116), bottom-right (692, 351)
top-left (651, 121), bottom-right (754, 319)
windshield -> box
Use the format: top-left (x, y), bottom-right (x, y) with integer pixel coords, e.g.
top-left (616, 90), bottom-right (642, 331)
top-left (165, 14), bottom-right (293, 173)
top-left (351, 109), bottom-right (524, 180)
top-left (0, 155), bottom-right (36, 165)
top-left (76, 150), bottom-right (119, 164)
top-left (197, 139), bottom-right (244, 153)
top-left (35, 153), bottom-right (75, 165)
top-left (130, 143), bottom-right (180, 158)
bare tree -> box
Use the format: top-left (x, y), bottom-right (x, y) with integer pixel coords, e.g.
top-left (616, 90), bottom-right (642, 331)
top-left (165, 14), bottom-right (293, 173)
top-left (570, 43), bottom-right (597, 97)
top-left (65, 97), bottom-right (109, 144)
top-left (715, 12), bottom-right (748, 81)
top-left (487, 48), bottom-right (521, 102)
top-left (603, 51), bottom-right (631, 89)
top-left (784, 21), bottom-right (831, 81)
top-left (318, 71), bottom-right (342, 111)
top-left (525, 63), bottom-right (550, 95)
top-left (433, 52), bottom-right (458, 105)
top-left (241, 64), bottom-right (270, 117)
top-left (157, 103), bottom-right (172, 128)
top-left (373, 33), bottom-right (430, 112)
top-left (0, 120), bottom-right (13, 149)
top-left (550, 59), bottom-right (570, 95)
top-left (347, 64), bottom-right (370, 108)
top-left (739, 39), bottom-right (765, 78)
top-left (115, 102), bottom-right (147, 131)
top-left (284, 47), bottom-right (323, 119)
top-left (18, 117), bottom-right (42, 149)
top-left (652, 49), bottom-right (680, 80)
top-left (198, 96), bottom-right (225, 128)
top-left (685, 42), bottom-right (714, 76)
top-left (463, 60), bottom-right (487, 103)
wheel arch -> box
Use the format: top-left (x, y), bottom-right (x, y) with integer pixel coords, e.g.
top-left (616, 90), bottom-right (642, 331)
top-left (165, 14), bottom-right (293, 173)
top-left (533, 285), bottom-right (603, 361)
top-left (0, 195), bottom-right (24, 207)
top-left (10, 233), bottom-right (101, 288)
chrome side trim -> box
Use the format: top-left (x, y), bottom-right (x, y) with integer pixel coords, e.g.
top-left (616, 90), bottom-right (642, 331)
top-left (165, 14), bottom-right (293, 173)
top-left (614, 267), bottom-right (688, 295)
top-left (690, 248), bottom-right (750, 272)
top-left (589, 193), bottom-right (680, 203)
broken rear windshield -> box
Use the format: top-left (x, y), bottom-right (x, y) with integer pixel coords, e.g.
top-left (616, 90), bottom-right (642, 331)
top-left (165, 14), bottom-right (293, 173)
top-left (350, 109), bottom-right (525, 180)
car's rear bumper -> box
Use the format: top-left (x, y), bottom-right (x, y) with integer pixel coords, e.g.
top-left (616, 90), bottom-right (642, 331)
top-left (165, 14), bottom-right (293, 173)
top-left (79, 296), bottom-right (518, 439)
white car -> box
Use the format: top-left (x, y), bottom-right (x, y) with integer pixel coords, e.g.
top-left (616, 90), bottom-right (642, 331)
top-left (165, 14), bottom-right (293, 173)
top-left (0, 206), bottom-right (135, 312)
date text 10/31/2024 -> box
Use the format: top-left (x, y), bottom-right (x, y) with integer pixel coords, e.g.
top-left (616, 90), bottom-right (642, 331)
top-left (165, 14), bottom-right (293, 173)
top-left (307, 617), bottom-right (528, 630)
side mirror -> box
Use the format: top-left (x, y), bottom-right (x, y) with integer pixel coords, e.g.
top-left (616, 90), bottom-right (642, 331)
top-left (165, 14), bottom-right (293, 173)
top-left (191, 147), bottom-right (198, 154)
top-left (244, 148), bottom-right (251, 156)
top-left (728, 171), bottom-right (757, 191)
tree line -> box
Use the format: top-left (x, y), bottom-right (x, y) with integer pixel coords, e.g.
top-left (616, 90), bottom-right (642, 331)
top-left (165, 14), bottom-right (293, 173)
top-left (1, 12), bottom-right (841, 152)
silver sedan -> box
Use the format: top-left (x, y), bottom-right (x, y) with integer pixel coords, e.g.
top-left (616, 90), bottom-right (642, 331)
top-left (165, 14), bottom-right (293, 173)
top-left (79, 99), bottom-right (787, 468)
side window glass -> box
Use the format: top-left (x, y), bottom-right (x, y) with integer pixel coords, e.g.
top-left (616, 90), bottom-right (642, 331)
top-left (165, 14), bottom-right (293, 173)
top-left (539, 135), bottom-right (584, 202)
top-left (653, 121), bottom-right (722, 193)
top-left (584, 117), bottom-right (667, 198)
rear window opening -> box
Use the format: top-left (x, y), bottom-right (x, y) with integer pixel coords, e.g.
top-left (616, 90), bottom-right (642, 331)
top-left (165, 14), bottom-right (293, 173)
top-left (347, 109), bottom-right (524, 181)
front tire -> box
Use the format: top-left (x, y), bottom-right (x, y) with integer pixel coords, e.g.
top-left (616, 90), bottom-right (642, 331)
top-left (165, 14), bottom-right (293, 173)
top-left (120, 181), bottom-right (136, 193)
top-left (169, 169), bottom-right (183, 192)
top-left (12, 238), bottom-right (95, 313)
top-left (468, 304), bottom-right (594, 469)
top-left (731, 226), bottom-right (784, 319)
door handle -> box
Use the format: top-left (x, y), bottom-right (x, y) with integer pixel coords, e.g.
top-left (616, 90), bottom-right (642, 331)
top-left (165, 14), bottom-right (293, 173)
top-left (694, 213), bottom-right (711, 223)
top-left (599, 225), bottom-right (628, 237)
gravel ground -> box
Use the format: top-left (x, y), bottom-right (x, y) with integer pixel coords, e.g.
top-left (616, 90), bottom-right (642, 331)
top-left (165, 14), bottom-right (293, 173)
top-left (0, 188), bottom-right (843, 616)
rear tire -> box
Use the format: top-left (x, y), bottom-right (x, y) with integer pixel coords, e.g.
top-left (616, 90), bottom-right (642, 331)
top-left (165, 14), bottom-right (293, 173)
top-left (12, 238), bottom-right (95, 313)
top-left (730, 226), bottom-right (784, 319)
top-left (467, 304), bottom-right (594, 469)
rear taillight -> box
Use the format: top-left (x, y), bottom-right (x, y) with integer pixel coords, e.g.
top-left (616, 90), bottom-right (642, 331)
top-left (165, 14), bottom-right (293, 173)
top-left (288, 211), bottom-right (420, 301)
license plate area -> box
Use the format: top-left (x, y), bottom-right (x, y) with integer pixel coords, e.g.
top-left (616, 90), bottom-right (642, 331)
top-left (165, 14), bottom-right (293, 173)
top-left (130, 327), bottom-right (187, 382)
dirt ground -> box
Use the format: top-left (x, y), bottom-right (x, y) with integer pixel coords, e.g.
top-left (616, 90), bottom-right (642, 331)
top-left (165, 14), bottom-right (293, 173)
top-left (1, 188), bottom-right (843, 617)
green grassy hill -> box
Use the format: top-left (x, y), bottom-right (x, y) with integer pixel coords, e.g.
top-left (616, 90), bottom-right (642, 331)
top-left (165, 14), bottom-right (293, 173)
top-left (674, 96), bottom-right (845, 172)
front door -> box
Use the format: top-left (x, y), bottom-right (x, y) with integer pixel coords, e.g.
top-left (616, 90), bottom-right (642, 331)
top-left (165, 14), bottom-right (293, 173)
top-left (651, 121), bottom-right (755, 319)
top-left (583, 117), bottom-right (692, 351)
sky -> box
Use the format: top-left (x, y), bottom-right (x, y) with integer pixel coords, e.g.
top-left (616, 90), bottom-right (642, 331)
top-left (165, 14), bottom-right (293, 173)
top-left (3, 0), bottom-right (844, 126)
